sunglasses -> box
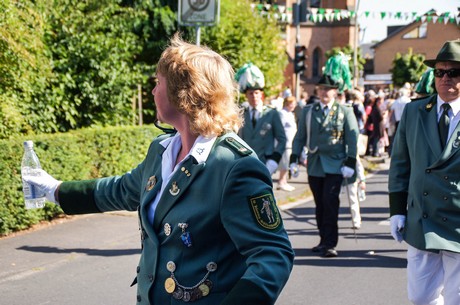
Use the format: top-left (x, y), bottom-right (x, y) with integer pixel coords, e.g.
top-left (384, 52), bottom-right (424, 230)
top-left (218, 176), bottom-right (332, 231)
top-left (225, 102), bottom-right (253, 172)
top-left (433, 68), bottom-right (460, 78)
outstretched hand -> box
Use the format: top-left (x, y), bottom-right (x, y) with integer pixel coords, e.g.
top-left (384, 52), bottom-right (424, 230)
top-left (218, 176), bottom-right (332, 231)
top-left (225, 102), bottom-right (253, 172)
top-left (22, 169), bottom-right (61, 204)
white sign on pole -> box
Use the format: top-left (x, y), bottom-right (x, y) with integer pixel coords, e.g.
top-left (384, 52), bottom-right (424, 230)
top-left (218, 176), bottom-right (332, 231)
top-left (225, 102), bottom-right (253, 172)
top-left (178, 0), bottom-right (220, 25)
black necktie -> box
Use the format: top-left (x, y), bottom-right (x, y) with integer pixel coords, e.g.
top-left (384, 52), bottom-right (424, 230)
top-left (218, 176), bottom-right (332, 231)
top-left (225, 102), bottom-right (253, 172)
top-left (251, 109), bottom-right (257, 127)
top-left (323, 105), bottom-right (328, 118)
top-left (438, 103), bottom-right (451, 149)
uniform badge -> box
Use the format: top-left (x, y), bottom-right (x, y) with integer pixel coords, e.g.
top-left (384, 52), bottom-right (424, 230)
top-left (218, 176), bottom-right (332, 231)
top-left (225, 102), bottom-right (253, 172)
top-left (248, 193), bottom-right (282, 231)
top-left (145, 175), bottom-right (157, 191)
top-left (169, 181), bottom-right (180, 196)
top-left (164, 223), bottom-right (171, 236)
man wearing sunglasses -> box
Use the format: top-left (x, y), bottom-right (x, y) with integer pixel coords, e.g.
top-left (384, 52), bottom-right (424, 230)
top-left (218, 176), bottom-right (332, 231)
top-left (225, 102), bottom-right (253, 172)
top-left (389, 39), bottom-right (460, 305)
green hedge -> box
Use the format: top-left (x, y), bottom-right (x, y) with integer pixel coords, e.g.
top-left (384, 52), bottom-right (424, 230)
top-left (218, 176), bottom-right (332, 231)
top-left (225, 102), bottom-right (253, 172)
top-left (0, 125), bottom-right (162, 236)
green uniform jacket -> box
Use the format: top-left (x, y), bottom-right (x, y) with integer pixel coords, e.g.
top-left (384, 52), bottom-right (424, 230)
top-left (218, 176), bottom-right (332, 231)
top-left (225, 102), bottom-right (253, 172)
top-left (389, 95), bottom-right (460, 253)
top-left (292, 102), bottom-right (359, 176)
top-left (238, 106), bottom-right (287, 163)
top-left (58, 132), bottom-right (294, 304)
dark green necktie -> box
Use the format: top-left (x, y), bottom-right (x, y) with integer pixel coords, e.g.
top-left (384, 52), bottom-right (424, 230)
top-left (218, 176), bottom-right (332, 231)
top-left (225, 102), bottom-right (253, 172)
top-left (438, 103), bottom-right (451, 149)
top-left (251, 108), bottom-right (257, 127)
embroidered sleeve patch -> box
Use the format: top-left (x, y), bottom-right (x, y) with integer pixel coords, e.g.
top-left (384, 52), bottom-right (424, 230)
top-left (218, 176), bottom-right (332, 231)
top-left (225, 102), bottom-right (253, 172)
top-left (248, 193), bottom-right (282, 231)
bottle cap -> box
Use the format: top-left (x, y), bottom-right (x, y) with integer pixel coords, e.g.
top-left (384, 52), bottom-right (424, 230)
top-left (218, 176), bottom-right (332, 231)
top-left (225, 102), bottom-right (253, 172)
top-left (23, 140), bottom-right (34, 148)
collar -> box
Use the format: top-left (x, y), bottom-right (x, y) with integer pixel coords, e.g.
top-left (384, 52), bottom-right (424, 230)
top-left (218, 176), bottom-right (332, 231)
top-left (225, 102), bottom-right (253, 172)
top-left (160, 133), bottom-right (217, 164)
top-left (249, 105), bottom-right (264, 113)
top-left (437, 95), bottom-right (460, 116)
top-left (321, 100), bottom-right (335, 110)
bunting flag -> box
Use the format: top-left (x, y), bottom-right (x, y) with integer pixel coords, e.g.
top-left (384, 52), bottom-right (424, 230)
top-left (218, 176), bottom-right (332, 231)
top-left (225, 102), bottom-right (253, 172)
top-left (251, 4), bottom-right (460, 25)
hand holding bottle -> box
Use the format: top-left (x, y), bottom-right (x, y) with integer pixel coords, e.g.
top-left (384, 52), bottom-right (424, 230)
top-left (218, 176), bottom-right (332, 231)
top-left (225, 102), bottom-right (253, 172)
top-left (22, 169), bottom-right (61, 204)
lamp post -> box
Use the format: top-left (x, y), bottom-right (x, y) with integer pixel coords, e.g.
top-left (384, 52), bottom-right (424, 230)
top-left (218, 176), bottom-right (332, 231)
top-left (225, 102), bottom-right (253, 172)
top-left (353, 0), bottom-right (360, 88)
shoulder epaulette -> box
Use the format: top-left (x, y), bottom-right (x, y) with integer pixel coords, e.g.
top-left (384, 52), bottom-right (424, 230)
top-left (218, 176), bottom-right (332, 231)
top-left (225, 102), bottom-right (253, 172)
top-left (224, 137), bottom-right (252, 156)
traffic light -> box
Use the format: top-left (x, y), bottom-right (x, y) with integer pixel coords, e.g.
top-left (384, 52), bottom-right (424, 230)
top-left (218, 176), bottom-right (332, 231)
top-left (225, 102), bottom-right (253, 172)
top-left (294, 45), bottom-right (307, 75)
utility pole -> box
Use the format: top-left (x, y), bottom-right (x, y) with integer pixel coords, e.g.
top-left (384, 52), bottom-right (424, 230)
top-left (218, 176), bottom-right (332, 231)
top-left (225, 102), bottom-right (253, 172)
top-left (353, 0), bottom-right (360, 88)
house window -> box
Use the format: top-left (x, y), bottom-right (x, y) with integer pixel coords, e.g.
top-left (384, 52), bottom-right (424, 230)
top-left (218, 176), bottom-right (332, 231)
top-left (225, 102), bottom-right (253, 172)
top-left (402, 23), bottom-right (427, 39)
top-left (312, 48), bottom-right (321, 77)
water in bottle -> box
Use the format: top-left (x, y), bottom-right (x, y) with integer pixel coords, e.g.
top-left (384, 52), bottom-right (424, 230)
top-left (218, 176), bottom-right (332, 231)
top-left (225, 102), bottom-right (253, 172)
top-left (21, 141), bottom-right (46, 209)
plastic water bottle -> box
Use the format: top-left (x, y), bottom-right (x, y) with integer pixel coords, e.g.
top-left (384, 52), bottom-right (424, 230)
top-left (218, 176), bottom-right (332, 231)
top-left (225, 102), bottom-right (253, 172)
top-left (21, 141), bottom-right (46, 209)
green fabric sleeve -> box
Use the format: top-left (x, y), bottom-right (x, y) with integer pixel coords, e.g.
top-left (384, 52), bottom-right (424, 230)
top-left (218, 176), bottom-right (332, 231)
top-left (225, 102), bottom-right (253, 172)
top-left (220, 279), bottom-right (273, 305)
top-left (58, 180), bottom-right (101, 215)
top-left (389, 191), bottom-right (408, 216)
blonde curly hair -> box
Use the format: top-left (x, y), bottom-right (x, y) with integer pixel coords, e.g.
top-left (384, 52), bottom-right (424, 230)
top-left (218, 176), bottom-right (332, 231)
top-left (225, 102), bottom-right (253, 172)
top-left (156, 34), bottom-right (243, 137)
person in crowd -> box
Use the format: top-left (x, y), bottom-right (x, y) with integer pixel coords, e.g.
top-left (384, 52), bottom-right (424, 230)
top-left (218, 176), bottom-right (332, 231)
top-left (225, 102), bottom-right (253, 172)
top-left (289, 73), bottom-right (359, 258)
top-left (294, 91), bottom-right (308, 124)
top-left (236, 64), bottom-right (287, 176)
top-left (24, 34), bottom-right (294, 305)
top-left (349, 89), bottom-right (367, 134)
top-left (307, 86), bottom-right (321, 105)
top-left (389, 39), bottom-right (460, 305)
top-left (277, 96), bottom-right (298, 192)
top-left (342, 155), bottom-right (366, 229)
top-left (390, 87), bottom-right (411, 134)
top-left (366, 94), bottom-right (385, 157)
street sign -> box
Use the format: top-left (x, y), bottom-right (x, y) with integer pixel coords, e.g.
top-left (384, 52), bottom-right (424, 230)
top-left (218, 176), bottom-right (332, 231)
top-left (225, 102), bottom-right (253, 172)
top-left (178, 0), bottom-right (220, 26)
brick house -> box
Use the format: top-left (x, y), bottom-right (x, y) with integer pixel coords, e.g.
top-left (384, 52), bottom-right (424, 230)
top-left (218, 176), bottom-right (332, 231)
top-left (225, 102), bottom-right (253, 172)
top-left (283, 0), bottom-right (357, 96)
top-left (370, 11), bottom-right (459, 88)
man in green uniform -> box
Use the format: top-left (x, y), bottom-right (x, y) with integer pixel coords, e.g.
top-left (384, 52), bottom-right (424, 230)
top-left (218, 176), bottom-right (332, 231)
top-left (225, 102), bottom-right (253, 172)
top-left (236, 63), bottom-right (287, 176)
top-left (290, 74), bottom-right (359, 257)
top-left (389, 39), bottom-right (460, 305)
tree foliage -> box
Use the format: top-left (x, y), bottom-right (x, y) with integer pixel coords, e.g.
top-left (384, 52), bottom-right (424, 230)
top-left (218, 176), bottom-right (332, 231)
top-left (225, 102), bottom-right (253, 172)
top-left (0, 0), bottom-right (287, 139)
top-left (390, 48), bottom-right (426, 88)
top-left (201, 0), bottom-right (287, 97)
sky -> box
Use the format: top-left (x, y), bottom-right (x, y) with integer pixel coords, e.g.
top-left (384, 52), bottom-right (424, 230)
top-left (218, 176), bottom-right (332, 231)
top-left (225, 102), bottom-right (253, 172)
top-left (357, 0), bottom-right (459, 43)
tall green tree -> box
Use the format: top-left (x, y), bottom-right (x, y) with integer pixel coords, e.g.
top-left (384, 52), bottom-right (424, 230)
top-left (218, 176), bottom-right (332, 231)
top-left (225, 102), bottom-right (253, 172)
top-left (0, 0), bottom-right (52, 138)
top-left (36, 0), bottom-right (152, 132)
top-left (390, 48), bottom-right (426, 87)
top-left (201, 0), bottom-right (287, 97)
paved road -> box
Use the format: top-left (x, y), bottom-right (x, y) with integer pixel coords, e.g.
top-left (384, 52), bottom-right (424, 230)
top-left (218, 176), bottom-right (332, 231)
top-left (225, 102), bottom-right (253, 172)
top-left (0, 158), bottom-right (410, 304)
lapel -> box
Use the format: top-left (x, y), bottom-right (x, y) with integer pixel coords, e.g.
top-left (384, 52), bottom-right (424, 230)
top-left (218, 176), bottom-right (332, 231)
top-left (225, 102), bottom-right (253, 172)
top-left (140, 144), bottom-right (166, 245)
top-left (152, 156), bottom-right (206, 232)
top-left (421, 95), bottom-right (460, 168)
top-left (313, 103), bottom-right (323, 127)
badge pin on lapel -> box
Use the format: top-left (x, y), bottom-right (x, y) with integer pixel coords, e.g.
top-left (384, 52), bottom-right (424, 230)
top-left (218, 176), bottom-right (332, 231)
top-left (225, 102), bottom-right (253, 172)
top-left (178, 223), bottom-right (192, 247)
top-left (145, 175), bottom-right (157, 191)
top-left (453, 132), bottom-right (460, 148)
top-left (169, 181), bottom-right (180, 196)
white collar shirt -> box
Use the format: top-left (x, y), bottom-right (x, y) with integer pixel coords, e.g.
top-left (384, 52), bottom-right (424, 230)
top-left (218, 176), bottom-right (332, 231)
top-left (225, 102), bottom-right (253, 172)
top-left (147, 133), bottom-right (217, 224)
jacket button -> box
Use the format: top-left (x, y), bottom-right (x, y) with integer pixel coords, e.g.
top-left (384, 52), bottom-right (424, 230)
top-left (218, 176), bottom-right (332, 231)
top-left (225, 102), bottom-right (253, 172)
top-left (137, 295), bottom-right (141, 302)
top-left (442, 217), bottom-right (448, 222)
top-left (443, 196), bottom-right (448, 200)
top-left (425, 169), bottom-right (431, 173)
top-left (148, 275), bottom-right (154, 282)
top-left (423, 192), bottom-right (428, 196)
top-left (423, 213), bottom-right (428, 218)
top-left (444, 176), bottom-right (449, 180)
top-left (137, 266), bottom-right (140, 273)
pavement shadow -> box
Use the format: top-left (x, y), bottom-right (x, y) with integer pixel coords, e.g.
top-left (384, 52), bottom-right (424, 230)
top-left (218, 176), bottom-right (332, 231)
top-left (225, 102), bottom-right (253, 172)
top-left (17, 245), bottom-right (140, 257)
top-left (293, 248), bottom-right (407, 268)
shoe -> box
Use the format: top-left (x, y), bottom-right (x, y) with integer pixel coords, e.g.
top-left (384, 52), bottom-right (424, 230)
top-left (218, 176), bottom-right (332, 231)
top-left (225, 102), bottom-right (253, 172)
top-left (277, 184), bottom-right (295, 192)
top-left (312, 245), bottom-right (326, 253)
top-left (323, 248), bottom-right (338, 257)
